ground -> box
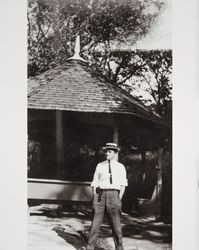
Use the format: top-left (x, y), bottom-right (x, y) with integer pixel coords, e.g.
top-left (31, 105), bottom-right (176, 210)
top-left (28, 204), bottom-right (172, 250)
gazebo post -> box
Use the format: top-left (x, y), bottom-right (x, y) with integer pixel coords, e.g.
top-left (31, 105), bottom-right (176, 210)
top-left (56, 110), bottom-right (64, 178)
top-left (113, 126), bottom-right (119, 144)
top-left (156, 147), bottom-right (163, 220)
top-left (113, 126), bottom-right (119, 161)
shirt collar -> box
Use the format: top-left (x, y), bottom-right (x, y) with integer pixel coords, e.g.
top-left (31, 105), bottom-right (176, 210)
top-left (107, 159), bottom-right (117, 163)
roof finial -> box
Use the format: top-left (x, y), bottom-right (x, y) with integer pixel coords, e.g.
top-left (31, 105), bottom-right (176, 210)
top-left (67, 35), bottom-right (86, 62)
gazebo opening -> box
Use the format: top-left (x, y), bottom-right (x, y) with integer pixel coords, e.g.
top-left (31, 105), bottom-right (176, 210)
top-left (28, 114), bottom-right (113, 182)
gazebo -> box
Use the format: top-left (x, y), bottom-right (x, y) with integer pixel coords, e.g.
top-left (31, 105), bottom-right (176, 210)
top-left (28, 37), bottom-right (171, 217)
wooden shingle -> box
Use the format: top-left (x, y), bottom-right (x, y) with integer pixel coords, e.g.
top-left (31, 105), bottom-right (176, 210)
top-left (28, 60), bottom-right (167, 126)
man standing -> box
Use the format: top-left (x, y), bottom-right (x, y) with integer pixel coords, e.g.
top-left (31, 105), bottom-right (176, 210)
top-left (86, 143), bottom-right (128, 250)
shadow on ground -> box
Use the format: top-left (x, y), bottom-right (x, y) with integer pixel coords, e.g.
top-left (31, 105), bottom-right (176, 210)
top-left (46, 208), bottom-right (172, 250)
top-left (52, 226), bottom-right (109, 250)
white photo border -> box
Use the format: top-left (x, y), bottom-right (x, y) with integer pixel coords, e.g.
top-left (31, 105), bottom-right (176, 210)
top-left (0, 0), bottom-right (198, 249)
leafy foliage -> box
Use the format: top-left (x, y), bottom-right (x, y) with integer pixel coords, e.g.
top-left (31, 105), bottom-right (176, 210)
top-left (28, 0), bottom-right (164, 76)
top-left (91, 49), bottom-right (172, 119)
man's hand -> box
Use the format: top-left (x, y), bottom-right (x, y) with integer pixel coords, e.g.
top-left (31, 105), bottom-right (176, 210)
top-left (119, 185), bottom-right (125, 200)
top-left (93, 186), bottom-right (97, 195)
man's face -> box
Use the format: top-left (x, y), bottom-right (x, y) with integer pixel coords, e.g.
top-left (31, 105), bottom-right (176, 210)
top-left (105, 149), bottom-right (116, 161)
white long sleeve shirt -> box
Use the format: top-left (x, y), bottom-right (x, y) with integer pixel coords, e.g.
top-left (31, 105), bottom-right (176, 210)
top-left (91, 159), bottom-right (128, 190)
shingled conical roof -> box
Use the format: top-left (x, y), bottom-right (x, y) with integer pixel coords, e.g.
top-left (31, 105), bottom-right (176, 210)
top-left (28, 59), bottom-right (168, 126)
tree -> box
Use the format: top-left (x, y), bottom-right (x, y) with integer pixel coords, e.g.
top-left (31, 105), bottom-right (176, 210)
top-left (127, 50), bottom-right (172, 120)
top-left (140, 50), bottom-right (172, 114)
top-left (90, 49), bottom-right (172, 120)
top-left (28, 0), bottom-right (165, 76)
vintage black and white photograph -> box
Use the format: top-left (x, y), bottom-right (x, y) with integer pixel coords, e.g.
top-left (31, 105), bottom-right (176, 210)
top-left (27, 0), bottom-right (172, 249)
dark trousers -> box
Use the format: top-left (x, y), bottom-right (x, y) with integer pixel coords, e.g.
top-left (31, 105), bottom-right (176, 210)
top-left (86, 190), bottom-right (123, 250)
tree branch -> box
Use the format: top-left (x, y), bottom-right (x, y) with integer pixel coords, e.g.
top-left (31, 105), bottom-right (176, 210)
top-left (140, 75), bottom-right (157, 103)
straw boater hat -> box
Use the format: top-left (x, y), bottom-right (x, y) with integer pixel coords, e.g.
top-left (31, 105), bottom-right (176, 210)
top-left (102, 143), bottom-right (120, 152)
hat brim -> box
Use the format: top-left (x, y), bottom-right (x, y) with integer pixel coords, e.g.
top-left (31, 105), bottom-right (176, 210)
top-left (102, 146), bottom-right (120, 152)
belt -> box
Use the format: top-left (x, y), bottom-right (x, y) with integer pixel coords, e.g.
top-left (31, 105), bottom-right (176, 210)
top-left (97, 188), bottom-right (119, 192)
